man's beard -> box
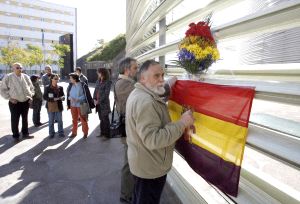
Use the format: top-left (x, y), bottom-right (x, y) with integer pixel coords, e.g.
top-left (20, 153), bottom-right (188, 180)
top-left (146, 84), bottom-right (165, 95)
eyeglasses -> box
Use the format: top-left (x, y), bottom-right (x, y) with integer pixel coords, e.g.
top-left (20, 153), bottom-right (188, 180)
top-left (15, 66), bottom-right (22, 69)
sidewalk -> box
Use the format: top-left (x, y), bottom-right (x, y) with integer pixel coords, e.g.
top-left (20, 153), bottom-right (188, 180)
top-left (0, 82), bottom-right (181, 204)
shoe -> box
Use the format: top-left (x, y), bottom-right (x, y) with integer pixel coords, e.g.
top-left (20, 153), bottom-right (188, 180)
top-left (83, 134), bottom-right (87, 139)
top-left (120, 197), bottom-right (131, 204)
top-left (13, 137), bottom-right (20, 143)
top-left (49, 135), bottom-right (55, 138)
top-left (59, 134), bottom-right (65, 137)
top-left (101, 134), bottom-right (110, 138)
top-left (69, 134), bottom-right (77, 138)
top-left (23, 135), bottom-right (34, 139)
top-left (34, 122), bottom-right (43, 127)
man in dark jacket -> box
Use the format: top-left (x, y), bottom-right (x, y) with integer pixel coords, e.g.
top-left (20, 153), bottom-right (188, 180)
top-left (30, 75), bottom-right (43, 127)
top-left (75, 67), bottom-right (88, 86)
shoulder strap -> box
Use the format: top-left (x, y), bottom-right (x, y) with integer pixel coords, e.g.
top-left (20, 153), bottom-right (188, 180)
top-left (113, 78), bottom-right (122, 103)
top-left (111, 78), bottom-right (122, 122)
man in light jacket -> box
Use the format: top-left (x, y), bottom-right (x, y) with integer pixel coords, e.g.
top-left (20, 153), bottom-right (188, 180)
top-left (126, 60), bottom-right (194, 204)
top-left (0, 63), bottom-right (35, 141)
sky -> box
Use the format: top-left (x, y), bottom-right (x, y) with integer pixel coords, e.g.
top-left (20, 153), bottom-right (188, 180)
top-left (43, 0), bottom-right (126, 58)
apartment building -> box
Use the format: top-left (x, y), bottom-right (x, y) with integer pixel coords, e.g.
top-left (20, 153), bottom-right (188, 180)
top-left (0, 0), bottom-right (77, 73)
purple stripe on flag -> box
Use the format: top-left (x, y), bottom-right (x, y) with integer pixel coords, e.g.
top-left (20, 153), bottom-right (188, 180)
top-left (176, 137), bottom-right (241, 197)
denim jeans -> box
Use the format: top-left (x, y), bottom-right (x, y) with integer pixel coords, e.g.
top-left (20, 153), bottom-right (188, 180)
top-left (48, 111), bottom-right (63, 136)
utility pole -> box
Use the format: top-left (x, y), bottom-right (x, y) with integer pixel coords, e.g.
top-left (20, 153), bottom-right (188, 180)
top-left (41, 29), bottom-right (45, 73)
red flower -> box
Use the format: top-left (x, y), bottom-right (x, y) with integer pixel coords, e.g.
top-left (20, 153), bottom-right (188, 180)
top-left (185, 21), bottom-right (215, 43)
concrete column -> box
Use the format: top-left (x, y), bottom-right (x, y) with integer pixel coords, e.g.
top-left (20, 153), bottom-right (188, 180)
top-left (159, 17), bottom-right (166, 69)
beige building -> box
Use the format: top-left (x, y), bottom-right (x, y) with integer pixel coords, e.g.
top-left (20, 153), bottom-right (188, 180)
top-left (0, 0), bottom-right (77, 73)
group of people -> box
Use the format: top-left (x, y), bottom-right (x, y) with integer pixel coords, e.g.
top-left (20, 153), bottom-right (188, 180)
top-left (0, 58), bottom-right (195, 204)
top-left (0, 64), bottom-right (111, 140)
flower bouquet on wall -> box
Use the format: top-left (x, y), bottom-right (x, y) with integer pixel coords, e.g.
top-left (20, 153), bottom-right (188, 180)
top-left (174, 15), bottom-right (220, 77)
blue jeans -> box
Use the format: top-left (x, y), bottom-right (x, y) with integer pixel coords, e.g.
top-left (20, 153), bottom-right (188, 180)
top-left (48, 111), bottom-right (63, 136)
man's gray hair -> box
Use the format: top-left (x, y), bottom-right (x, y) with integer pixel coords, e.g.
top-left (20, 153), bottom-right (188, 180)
top-left (12, 62), bottom-right (22, 68)
top-left (118, 57), bottom-right (137, 74)
top-left (45, 65), bottom-right (52, 70)
top-left (137, 60), bottom-right (159, 81)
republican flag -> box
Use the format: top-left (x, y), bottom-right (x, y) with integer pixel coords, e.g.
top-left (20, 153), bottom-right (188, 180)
top-left (168, 80), bottom-right (255, 197)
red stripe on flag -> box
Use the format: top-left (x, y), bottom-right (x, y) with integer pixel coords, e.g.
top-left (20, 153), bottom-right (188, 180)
top-left (169, 80), bottom-right (255, 127)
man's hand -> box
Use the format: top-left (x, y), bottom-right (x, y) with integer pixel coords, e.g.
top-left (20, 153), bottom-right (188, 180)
top-left (9, 98), bottom-right (18, 104)
top-left (180, 110), bottom-right (194, 128)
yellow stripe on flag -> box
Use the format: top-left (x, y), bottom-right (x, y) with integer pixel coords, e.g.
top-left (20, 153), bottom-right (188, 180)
top-left (168, 100), bottom-right (248, 166)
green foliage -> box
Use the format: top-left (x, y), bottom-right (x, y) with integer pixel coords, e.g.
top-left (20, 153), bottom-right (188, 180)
top-left (25, 44), bottom-right (43, 68)
top-left (0, 44), bottom-right (27, 67)
top-left (52, 44), bottom-right (70, 68)
top-left (87, 34), bottom-right (126, 62)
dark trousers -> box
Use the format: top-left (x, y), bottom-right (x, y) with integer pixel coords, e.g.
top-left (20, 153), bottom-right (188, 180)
top-left (120, 143), bottom-right (135, 201)
top-left (98, 112), bottom-right (110, 136)
top-left (32, 100), bottom-right (42, 125)
top-left (132, 174), bottom-right (167, 204)
top-left (9, 100), bottom-right (30, 138)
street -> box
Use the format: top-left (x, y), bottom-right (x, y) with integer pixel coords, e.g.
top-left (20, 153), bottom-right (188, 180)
top-left (0, 82), bottom-right (180, 204)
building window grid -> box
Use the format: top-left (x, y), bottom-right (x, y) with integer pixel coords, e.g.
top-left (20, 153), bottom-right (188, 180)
top-left (1, 0), bottom-right (74, 16)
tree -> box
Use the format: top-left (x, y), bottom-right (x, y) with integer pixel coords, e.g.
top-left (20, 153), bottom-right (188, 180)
top-left (26, 44), bottom-right (44, 73)
top-left (0, 44), bottom-right (28, 73)
top-left (87, 34), bottom-right (126, 62)
top-left (52, 44), bottom-right (70, 69)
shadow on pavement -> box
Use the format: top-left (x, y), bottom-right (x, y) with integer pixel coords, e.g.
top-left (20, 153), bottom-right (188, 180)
top-left (0, 135), bottom-right (18, 155)
top-left (0, 117), bottom-right (182, 204)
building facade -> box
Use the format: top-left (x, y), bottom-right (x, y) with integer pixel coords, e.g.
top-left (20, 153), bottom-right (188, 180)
top-left (0, 0), bottom-right (77, 74)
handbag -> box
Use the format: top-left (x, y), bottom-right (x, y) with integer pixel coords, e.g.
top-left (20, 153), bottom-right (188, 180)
top-left (80, 102), bottom-right (92, 115)
top-left (110, 101), bottom-right (125, 138)
top-left (48, 101), bottom-right (59, 112)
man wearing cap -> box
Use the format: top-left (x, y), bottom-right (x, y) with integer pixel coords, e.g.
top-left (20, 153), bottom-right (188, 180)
top-left (0, 62), bottom-right (35, 141)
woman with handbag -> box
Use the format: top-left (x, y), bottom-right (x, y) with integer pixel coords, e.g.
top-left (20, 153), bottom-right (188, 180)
top-left (43, 74), bottom-right (65, 138)
top-left (93, 68), bottom-right (112, 137)
top-left (67, 73), bottom-right (95, 139)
